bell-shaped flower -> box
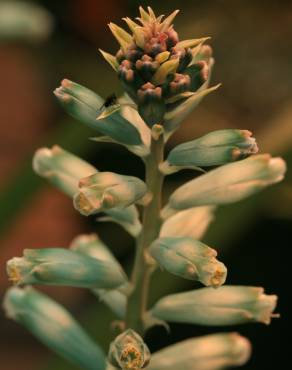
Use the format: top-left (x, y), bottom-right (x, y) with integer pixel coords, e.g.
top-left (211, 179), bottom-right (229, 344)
top-left (148, 332), bottom-right (251, 370)
top-left (161, 129), bottom-right (258, 172)
top-left (150, 286), bottom-right (278, 326)
top-left (73, 172), bottom-right (147, 216)
top-left (160, 206), bottom-right (215, 240)
top-left (33, 145), bottom-right (96, 197)
top-left (54, 79), bottom-right (144, 147)
top-left (149, 237), bottom-right (227, 288)
top-left (164, 154), bottom-right (286, 212)
top-left (3, 286), bottom-right (105, 370)
top-left (108, 329), bottom-right (150, 370)
top-left (7, 247), bottom-right (127, 289)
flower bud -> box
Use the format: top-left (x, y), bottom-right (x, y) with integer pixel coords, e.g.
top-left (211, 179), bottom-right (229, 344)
top-left (7, 248), bottom-right (127, 289)
top-left (3, 286), bottom-right (105, 370)
top-left (54, 79), bottom-right (142, 146)
top-left (136, 55), bottom-right (159, 81)
top-left (160, 206), bottom-right (215, 240)
top-left (74, 172), bottom-right (147, 216)
top-left (169, 73), bottom-right (191, 95)
top-left (166, 154), bottom-right (286, 210)
top-left (33, 145), bottom-right (96, 197)
top-left (138, 83), bottom-right (166, 127)
top-left (149, 237), bottom-right (227, 287)
top-left (150, 286), bottom-right (278, 326)
top-left (148, 332), bottom-right (251, 370)
top-left (164, 129), bottom-right (258, 170)
top-left (101, 8), bottom-right (214, 128)
top-left (185, 60), bottom-right (209, 91)
top-left (108, 329), bottom-right (150, 370)
top-left (152, 58), bottom-right (179, 85)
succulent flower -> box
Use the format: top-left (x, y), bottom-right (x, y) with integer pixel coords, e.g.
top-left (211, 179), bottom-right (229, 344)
top-left (149, 286), bottom-right (278, 326)
top-left (163, 154), bottom-right (286, 215)
top-left (148, 332), bottom-right (251, 370)
top-left (3, 286), bottom-right (105, 370)
top-left (7, 247), bottom-right (127, 289)
top-left (73, 172), bottom-right (147, 216)
top-left (101, 7), bottom-right (215, 128)
top-left (108, 329), bottom-right (150, 370)
top-left (149, 237), bottom-right (227, 287)
top-left (54, 79), bottom-right (143, 146)
top-left (161, 129), bottom-right (258, 173)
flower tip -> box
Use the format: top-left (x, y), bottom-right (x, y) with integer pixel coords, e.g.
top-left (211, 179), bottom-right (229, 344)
top-left (210, 265), bottom-right (227, 288)
top-left (73, 192), bottom-right (95, 216)
top-left (259, 293), bottom-right (279, 325)
top-left (32, 147), bottom-right (52, 175)
top-left (61, 78), bottom-right (72, 88)
top-left (231, 333), bottom-right (252, 366)
top-left (6, 258), bottom-right (22, 285)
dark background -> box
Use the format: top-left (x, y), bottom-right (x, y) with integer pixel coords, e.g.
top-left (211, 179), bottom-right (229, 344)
top-left (0, 1), bottom-right (291, 370)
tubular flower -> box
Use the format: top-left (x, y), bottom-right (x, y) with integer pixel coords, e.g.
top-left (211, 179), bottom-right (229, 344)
top-left (149, 237), bottom-right (227, 287)
top-left (108, 329), bottom-right (150, 370)
top-left (101, 7), bottom-right (215, 128)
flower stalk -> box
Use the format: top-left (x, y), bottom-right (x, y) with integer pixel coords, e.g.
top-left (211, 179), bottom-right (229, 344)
top-left (126, 126), bottom-right (164, 334)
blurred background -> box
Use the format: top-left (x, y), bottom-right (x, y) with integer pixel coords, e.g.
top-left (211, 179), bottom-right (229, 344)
top-left (0, 0), bottom-right (291, 369)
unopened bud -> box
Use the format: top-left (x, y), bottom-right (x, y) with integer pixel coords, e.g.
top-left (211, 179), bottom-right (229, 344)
top-left (138, 83), bottom-right (166, 127)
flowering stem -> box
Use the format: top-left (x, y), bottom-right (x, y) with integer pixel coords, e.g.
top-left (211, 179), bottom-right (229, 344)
top-left (126, 129), bottom-right (164, 334)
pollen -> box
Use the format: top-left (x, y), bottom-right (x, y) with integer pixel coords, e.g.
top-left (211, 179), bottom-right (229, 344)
top-left (120, 344), bottom-right (143, 370)
top-left (8, 264), bottom-right (21, 284)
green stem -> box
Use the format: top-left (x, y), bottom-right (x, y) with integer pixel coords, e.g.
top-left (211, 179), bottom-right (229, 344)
top-left (125, 130), bottom-right (164, 334)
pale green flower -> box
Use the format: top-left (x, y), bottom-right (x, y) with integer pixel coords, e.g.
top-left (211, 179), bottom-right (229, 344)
top-left (7, 247), bottom-right (127, 289)
top-left (74, 172), bottom-right (147, 216)
top-left (3, 286), bottom-right (105, 370)
top-left (148, 332), bottom-right (251, 370)
top-left (163, 154), bottom-right (286, 213)
top-left (108, 329), bottom-right (150, 370)
top-left (161, 129), bottom-right (258, 173)
top-left (149, 237), bottom-right (227, 287)
top-left (54, 79), bottom-right (143, 146)
top-left (150, 286), bottom-right (278, 325)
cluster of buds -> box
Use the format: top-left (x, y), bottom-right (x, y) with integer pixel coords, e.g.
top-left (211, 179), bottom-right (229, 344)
top-left (101, 7), bottom-right (214, 127)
